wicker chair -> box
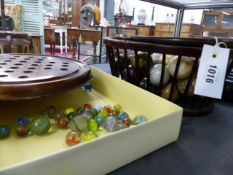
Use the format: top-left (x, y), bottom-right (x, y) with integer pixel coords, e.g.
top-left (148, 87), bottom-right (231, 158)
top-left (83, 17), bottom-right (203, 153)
top-left (104, 36), bottom-right (233, 116)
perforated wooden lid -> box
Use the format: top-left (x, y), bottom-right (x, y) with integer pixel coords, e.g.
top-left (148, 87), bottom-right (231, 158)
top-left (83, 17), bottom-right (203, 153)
top-left (0, 54), bottom-right (92, 100)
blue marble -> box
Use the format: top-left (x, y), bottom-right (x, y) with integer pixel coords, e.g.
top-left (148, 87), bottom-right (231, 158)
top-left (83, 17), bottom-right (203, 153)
top-left (0, 125), bottom-right (11, 139)
top-left (17, 116), bottom-right (30, 126)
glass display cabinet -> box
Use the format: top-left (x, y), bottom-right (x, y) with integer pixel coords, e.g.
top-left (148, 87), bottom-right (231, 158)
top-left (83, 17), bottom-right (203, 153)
top-left (222, 13), bottom-right (233, 29)
top-left (201, 9), bottom-right (233, 37)
top-left (141, 0), bottom-right (233, 37)
top-left (202, 11), bottom-right (220, 29)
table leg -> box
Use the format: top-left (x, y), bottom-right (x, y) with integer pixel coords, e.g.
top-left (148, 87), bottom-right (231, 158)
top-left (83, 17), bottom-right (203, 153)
top-left (65, 30), bottom-right (67, 53)
top-left (72, 39), bottom-right (76, 59)
top-left (60, 31), bottom-right (63, 54)
top-left (93, 42), bottom-right (97, 64)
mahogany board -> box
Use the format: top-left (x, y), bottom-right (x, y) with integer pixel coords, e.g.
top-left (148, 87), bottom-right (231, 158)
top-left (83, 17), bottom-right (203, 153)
top-left (0, 54), bottom-right (92, 100)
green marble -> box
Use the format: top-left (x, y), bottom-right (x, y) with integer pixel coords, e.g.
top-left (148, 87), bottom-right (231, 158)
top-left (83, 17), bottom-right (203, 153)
top-left (88, 119), bottom-right (98, 132)
top-left (30, 117), bottom-right (50, 135)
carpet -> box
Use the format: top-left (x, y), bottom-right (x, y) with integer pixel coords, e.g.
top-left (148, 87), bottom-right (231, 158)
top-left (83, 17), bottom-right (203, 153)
top-left (44, 48), bottom-right (92, 62)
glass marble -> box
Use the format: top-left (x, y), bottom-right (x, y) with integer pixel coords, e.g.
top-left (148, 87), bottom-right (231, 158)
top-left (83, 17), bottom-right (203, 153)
top-left (116, 122), bottom-right (128, 131)
top-left (89, 108), bottom-right (97, 116)
top-left (104, 116), bottom-right (118, 132)
top-left (83, 131), bottom-right (97, 142)
top-left (97, 109), bottom-right (108, 118)
top-left (64, 107), bottom-right (75, 116)
top-left (111, 110), bottom-right (120, 117)
top-left (80, 110), bottom-right (93, 120)
top-left (83, 82), bottom-right (92, 91)
top-left (30, 117), bottom-right (51, 135)
top-left (54, 111), bottom-right (65, 121)
top-left (122, 117), bottom-right (132, 127)
top-left (16, 125), bottom-right (30, 137)
top-left (113, 104), bottom-right (122, 112)
top-left (45, 106), bottom-right (56, 119)
top-left (0, 125), bottom-right (10, 139)
top-left (104, 105), bottom-right (112, 114)
top-left (83, 103), bottom-right (92, 110)
top-left (17, 116), bottom-right (30, 126)
top-left (57, 118), bottom-right (69, 129)
top-left (76, 107), bottom-right (84, 115)
top-left (66, 131), bottom-right (82, 146)
top-left (70, 115), bottom-right (87, 131)
top-left (118, 111), bottom-right (129, 121)
top-left (95, 115), bottom-right (104, 126)
top-left (66, 112), bottom-right (75, 121)
top-left (133, 115), bottom-right (148, 125)
top-left (93, 104), bottom-right (103, 111)
top-left (87, 119), bottom-right (98, 132)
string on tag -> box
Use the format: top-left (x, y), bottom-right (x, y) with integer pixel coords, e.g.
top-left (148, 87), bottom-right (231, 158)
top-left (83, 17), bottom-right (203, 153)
top-left (213, 37), bottom-right (228, 59)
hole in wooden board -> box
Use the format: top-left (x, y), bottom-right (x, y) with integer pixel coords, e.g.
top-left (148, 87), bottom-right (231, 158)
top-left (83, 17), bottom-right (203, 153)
top-left (4, 70), bottom-right (14, 73)
top-left (35, 61), bottom-right (42, 63)
top-left (18, 75), bottom-right (29, 79)
top-left (23, 71), bottom-right (33, 73)
top-left (10, 67), bottom-right (19, 69)
top-left (14, 63), bottom-right (23, 66)
top-left (19, 60), bottom-right (27, 63)
top-left (31, 64), bottom-right (38, 66)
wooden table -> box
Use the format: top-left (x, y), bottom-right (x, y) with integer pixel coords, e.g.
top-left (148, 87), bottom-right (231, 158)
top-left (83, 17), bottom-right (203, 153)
top-left (0, 31), bottom-right (30, 53)
top-left (67, 28), bottom-right (102, 63)
top-left (50, 25), bottom-right (68, 54)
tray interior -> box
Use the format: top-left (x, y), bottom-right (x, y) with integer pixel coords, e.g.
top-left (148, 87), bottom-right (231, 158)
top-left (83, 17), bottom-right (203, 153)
top-left (0, 68), bottom-right (182, 170)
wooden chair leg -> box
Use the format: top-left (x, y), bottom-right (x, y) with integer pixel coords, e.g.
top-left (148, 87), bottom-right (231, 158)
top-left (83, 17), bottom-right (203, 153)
top-left (0, 44), bottom-right (3, 53)
top-left (71, 40), bottom-right (76, 59)
top-left (22, 45), bottom-right (26, 53)
top-left (23, 44), bottom-right (29, 53)
top-left (11, 44), bottom-right (18, 53)
top-left (27, 45), bottom-right (29, 53)
top-left (50, 44), bottom-right (52, 55)
top-left (52, 42), bottom-right (55, 55)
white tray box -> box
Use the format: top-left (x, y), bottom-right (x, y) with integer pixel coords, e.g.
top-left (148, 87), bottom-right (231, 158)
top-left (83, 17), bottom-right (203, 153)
top-left (0, 67), bottom-right (183, 175)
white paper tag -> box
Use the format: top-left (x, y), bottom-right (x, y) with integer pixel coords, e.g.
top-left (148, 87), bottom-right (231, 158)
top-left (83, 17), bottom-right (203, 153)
top-left (194, 44), bottom-right (230, 99)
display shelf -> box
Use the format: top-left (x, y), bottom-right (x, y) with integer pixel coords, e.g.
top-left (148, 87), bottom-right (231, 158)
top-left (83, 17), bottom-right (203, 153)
top-left (0, 67), bottom-right (182, 175)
